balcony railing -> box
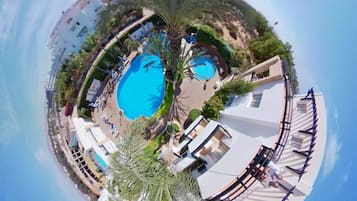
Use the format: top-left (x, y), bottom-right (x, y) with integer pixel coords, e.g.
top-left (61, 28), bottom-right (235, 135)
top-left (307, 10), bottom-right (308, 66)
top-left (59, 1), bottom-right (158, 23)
top-left (205, 146), bottom-right (274, 201)
top-left (273, 57), bottom-right (294, 161)
top-left (285, 88), bottom-right (318, 181)
top-left (281, 185), bottom-right (296, 201)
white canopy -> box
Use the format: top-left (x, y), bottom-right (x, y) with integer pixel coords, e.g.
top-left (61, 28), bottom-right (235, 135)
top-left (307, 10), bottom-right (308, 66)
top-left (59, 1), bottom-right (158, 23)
top-left (171, 156), bottom-right (197, 173)
top-left (89, 126), bottom-right (107, 143)
top-left (72, 118), bottom-right (96, 151)
top-left (103, 141), bottom-right (117, 154)
top-left (188, 121), bottom-right (220, 154)
top-left (86, 79), bottom-right (101, 101)
top-left (184, 115), bottom-right (204, 136)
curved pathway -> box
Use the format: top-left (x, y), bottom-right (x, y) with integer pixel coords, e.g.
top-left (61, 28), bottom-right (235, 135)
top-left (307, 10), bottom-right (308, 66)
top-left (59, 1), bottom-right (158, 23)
top-left (77, 9), bottom-right (154, 104)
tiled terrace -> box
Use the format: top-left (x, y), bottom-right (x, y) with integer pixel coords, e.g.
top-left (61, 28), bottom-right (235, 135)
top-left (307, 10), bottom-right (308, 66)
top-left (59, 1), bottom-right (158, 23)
top-left (234, 90), bottom-right (326, 201)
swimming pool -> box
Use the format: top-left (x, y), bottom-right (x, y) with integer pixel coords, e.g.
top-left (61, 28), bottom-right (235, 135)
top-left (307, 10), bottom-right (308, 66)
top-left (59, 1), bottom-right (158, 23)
top-left (95, 152), bottom-right (107, 170)
top-left (191, 57), bottom-right (216, 80)
top-left (117, 54), bottom-right (164, 120)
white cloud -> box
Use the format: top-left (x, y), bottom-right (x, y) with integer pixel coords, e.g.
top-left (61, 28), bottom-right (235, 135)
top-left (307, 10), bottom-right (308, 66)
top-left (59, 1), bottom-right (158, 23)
top-left (322, 132), bottom-right (342, 176)
top-left (0, 75), bottom-right (19, 143)
top-left (336, 162), bottom-right (351, 192)
top-left (342, 172), bottom-right (349, 183)
top-left (34, 146), bottom-right (50, 165)
top-left (334, 106), bottom-right (339, 129)
top-left (15, 0), bottom-right (73, 107)
top-left (342, 162), bottom-right (351, 183)
top-left (0, 0), bottom-right (20, 43)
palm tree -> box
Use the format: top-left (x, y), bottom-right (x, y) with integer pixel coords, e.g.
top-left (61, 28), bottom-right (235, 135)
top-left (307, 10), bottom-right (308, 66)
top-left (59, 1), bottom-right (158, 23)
top-left (143, 32), bottom-right (207, 82)
top-left (143, 32), bottom-right (209, 123)
top-left (108, 119), bottom-right (200, 201)
top-left (97, 0), bottom-right (138, 36)
top-left (111, 1), bottom-right (233, 118)
top-left (118, 0), bottom-right (220, 53)
top-left (82, 33), bottom-right (100, 52)
top-left (124, 37), bottom-right (140, 53)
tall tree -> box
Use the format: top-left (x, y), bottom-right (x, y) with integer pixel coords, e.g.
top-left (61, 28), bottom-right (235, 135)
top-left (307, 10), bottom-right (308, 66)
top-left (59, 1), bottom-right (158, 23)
top-left (97, 0), bottom-right (139, 36)
top-left (108, 119), bottom-right (200, 201)
top-left (118, 0), bottom-right (224, 61)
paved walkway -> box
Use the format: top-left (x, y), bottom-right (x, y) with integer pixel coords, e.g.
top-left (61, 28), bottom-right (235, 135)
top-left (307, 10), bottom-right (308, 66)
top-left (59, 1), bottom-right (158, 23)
top-left (77, 9), bottom-right (154, 100)
top-left (175, 73), bottom-right (220, 123)
top-left (92, 51), bottom-right (138, 142)
top-left (89, 10), bottom-right (227, 140)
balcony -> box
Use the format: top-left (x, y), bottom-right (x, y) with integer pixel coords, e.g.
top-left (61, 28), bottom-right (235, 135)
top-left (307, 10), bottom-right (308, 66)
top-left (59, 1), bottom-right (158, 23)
top-left (194, 127), bottom-right (232, 168)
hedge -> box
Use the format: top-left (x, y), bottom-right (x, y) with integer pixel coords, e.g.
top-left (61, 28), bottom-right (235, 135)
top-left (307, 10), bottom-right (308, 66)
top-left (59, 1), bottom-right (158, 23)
top-left (152, 82), bottom-right (174, 119)
top-left (196, 25), bottom-right (234, 65)
top-left (201, 79), bottom-right (255, 120)
top-left (188, 109), bottom-right (201, 121)
top-left (77, 42), bottom-right (125, 117)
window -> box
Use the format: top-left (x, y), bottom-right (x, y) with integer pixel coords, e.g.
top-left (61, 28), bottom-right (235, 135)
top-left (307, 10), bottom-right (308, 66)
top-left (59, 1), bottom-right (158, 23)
top-left (249, 92), bottom-right (262, 108)
top-left (70, 24), bottom-right (76, 32)
top-left (77, 26), bottom-right (88, 37)
top-left (66, 17), bottom-right (73, 24)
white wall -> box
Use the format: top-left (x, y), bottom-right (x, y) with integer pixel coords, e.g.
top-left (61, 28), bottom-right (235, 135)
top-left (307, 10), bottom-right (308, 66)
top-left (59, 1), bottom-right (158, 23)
top-left (222, 80), bottom-right (285, 127)
top-left (48, 0), bottom-right (105, 79)
top-left (219, 114), bottom-right (278, 146)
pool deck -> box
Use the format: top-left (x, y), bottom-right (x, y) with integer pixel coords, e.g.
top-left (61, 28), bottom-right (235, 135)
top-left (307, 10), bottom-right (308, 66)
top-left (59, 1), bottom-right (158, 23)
top-left (91, 41), bottom-right (231, 138)
top-left (91, 52), bottom-right (138, 143)
top-left (92, 59), bottom-right (226, 142)
top-left (175, 73), bottom-right (220, 122)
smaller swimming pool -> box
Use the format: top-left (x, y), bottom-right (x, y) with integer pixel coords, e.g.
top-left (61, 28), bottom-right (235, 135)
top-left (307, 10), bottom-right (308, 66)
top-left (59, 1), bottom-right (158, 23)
top-left (95, 152), bottom-right (108, 170)
top-left (191, 57), bottom-right (216, 80)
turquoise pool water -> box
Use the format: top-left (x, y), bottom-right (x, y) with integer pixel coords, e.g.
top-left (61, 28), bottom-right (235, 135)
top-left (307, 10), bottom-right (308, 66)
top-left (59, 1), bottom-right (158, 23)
top-left (95, 152), bottom-right (107, 170)
top-left (117, 55), bottom-right (164, 120)
top-left (191, 57), bottom-right (216, 80)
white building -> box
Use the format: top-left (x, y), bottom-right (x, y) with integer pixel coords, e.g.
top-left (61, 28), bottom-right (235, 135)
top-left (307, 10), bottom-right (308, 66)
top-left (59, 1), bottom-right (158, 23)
top-left (47, 0), bottom-right (108, 90)
top-left (170, 56), bottom-right (327, 201)
top-left (71, 118), bottom-right (117, 172)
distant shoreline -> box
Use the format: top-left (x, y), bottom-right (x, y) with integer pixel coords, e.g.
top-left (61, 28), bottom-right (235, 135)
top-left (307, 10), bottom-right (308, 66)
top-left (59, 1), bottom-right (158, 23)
top-left (44, 95), bottom-right (92, 201)
top-left (44, 122), bottom-right (89, 201)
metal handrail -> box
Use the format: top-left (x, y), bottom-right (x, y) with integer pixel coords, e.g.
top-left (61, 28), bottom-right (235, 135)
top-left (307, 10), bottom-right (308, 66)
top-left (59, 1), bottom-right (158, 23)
top-left (281, 186), bottom-right (296, 201)
top-left (273, 72), bottom-right (293, 161)
top-left (297, 88), bottom-right (318, 181)
top-left (205, 146), bottom-right (274, 201)
top-left (281, 88), bottom-right (318, 200)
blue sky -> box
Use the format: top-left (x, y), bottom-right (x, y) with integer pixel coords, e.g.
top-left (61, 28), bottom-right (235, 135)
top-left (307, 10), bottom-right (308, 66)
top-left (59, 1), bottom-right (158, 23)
top-left (247, 1), bottom-right (357, 200)
top-left (0, 0), bottom-right (356, 200)
top-left (0, 0), bottom-right (85, 200)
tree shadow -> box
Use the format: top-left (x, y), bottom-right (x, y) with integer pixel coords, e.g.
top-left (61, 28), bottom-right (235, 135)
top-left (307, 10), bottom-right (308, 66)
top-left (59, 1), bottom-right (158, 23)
top-left (170, 94), bottom-right (189, 121)
top-left (147, 84), bottom-right (165, 112)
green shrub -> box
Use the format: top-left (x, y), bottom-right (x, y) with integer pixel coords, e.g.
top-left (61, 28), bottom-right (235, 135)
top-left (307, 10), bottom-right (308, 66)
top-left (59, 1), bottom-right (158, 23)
top-left (188, 109), bottom-right (201, 121)
top-left (172, 123), bottom-right (180, 133)
top-left (152, 82), bottom-right (174, 118)
top-left (201, 95), bottom-right (224, 120)
top-left (77, 40), bottom-right (124, 116)
top-left (143, 134), bottom-right (167, 159)
top-left (142, 14), bottom-right (165, 26)
top-left (78, 107), bottom-right (91, 119)
top-left (217, 79), bottom-right (255, 98)
top-left (249, 32), bottom-right (298, 93)
top-left (201, 79), bottom-right (254, 120)
top-left (196, 25), bottom-right (233, 64)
